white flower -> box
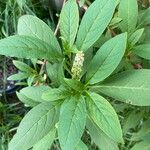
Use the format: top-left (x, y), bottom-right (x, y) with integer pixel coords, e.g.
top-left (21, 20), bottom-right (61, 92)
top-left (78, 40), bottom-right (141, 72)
top-left (71, 51), bottom-right (84, 80)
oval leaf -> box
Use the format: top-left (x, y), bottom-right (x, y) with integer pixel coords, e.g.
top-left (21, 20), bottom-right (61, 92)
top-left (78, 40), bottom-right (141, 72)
top-left (0, 35), bottom-right (62, 62)
top-left (87, 92), bottom-right (123, 143)
top-left (118, 0), bottom-right (138, 33)
top-left (8, 72), bottom-right (29, 81)
top-left (128, 28), bottom-right (144, 47)
top-left (86, 33), bottom-right (127, 84)
top-left (86, 118), bottom-right (119, 150)
top-left (138, 8), bottom-right (150, 28)
top-left (16, 91), bottom-right (39, 107)
top-left (18, 15), bottom-right (61, 54)
top-left (60, 0), bottom-right (79, 46)
top-left (58, 96), bottom-right (86, 150)
top-left (133, 44), bottom-right (150, 60)
top-left (8, 102), bottom-right (60, 150)
top-left (76, 0), bottom-right (116, 52)
top-left (93, 69), bottom-right (150, 106)
top-left (13, 60), bottom-right (35, 73)
top-left (46, 62), bottom-right (65, 86)
top-left (20, 85), bottom-right (51, 103)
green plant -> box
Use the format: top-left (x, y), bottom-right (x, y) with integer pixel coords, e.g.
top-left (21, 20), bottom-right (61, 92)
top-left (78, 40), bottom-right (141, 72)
top-left (0, 101), bottom-right (24, 150)
top-left (0, 0), bottom-right (150, 150)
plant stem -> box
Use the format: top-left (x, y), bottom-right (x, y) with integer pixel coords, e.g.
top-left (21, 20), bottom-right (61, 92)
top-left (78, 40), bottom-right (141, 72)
top-left (39, 0), bottom-right (67, 76)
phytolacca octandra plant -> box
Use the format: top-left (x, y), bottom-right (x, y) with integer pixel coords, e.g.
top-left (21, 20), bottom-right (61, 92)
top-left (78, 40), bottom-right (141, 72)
top-left (0, 0), bottom-right (150, 150)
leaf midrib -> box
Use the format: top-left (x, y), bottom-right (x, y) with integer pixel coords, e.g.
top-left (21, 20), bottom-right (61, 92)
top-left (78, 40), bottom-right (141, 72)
top-left (11, 103), bottom-right (60, 149)
top-left (89, 97), bottom-right (119, 142)
top-left (79, 0), bottom-right (111, 50)
top-left (0, 45), bottom-right (47, 52)
top-left (87, 42), bottom-right (119, 83)
top-left (63, 100), bottom-right (79, 146)
top-left (97, 85), bottom-right (150, 91)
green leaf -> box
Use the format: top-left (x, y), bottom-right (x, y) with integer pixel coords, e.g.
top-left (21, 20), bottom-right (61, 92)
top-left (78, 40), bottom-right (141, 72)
top-left (133, 44), bottom-right (150, 60)
top-left (109, 17), bottom-right (122, 27)
top-left (87, 92), bottom-right (123, 143)
top-left (60, 0), bottom-right (79, 46)
top-left (86, 118), bottom-right (119, 150)
top-left (42, 86), bottom-right (70, 102)
top-left (58, 96), bottom-right (86, 150)
top-left (76, 0), bottom-right (116, 52)
top-left (143, 134), bottom-right (150, 142)
top-left (46, 62), bottom-right (59, 85)
top-left (142, 27), bottom-right (150, 43)
top-left (8, 102), bottom-right (60, 150)
top-left (131, 120), bottom-right (150, 141)
top-left (18, 15), bottom-right (61, 54)
top-left (138, 8), bottom-right (150, 28)
top-left (128, 28), bottom-right (144, 47)
top-left (86, 33), bottom-right (127, 84)
top-left (64, 78), bottom-right (85, 92)
top-left (0, 35), bottom-right (62, 62)
top-left (92, 70), bottom-right (150, 106)
top-left (131, 141), bottom-right (150, 150)
top-left (57, 61), bottom-right (65, 85)
top-left (32, 128), bottom-right (56, 150)
top-left (46, 62), bottom-right (65, 86)
top-left (8, 72), bottom-right (29, 81)
top-left (20, 86), bottom-right (51, 103)
top-left (13, 60), bottom-right (35, 73)
top-left (75, 140), bottom-right (88, 150)
top-left (123, 111), bottom-right (142, 134)
top-left (118, 0), bottom-right (138, 33)
top-left (27, 74), bottom-right (36, 86)
top-left (0, 140), bottom-right (3, 150)
top-left (17, 0), bottom-right (26, 9)
top-left (78, 0), bottom-right (86, 7)
top-left (16, 91), bottom-right (39, 107)
top-left (81, 48), bottom-right (93, 76)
